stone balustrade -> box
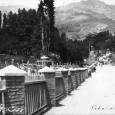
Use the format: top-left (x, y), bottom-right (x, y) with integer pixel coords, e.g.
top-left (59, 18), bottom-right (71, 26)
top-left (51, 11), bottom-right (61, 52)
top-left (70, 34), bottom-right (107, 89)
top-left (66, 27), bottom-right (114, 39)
top-left (0, 63), bottom-right (96, 115)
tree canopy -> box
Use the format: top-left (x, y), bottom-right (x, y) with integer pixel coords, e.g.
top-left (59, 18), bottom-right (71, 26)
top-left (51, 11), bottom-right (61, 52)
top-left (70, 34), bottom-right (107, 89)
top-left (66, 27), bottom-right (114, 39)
top-left (0, 0), bottom-right (115, 65)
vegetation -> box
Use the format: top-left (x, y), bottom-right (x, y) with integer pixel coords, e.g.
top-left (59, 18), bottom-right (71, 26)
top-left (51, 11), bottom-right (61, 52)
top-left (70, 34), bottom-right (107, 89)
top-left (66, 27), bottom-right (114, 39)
top-left (82, 30), bottom-right (115, 58)
top-left (0, 0), bottom-right (115, 65)
top-left (0, 0), bottom-right (83, 64)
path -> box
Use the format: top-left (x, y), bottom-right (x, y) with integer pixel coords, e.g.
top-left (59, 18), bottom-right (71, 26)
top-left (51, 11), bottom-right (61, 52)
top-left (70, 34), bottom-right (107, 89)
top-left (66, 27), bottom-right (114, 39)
top-left (45, 65), bottom-right (115, 114)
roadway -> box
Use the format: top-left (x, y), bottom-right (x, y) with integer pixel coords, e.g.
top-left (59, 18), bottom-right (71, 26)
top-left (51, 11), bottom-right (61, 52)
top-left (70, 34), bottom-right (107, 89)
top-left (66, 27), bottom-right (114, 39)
top-left (45, 64), bottom-right (115, 115)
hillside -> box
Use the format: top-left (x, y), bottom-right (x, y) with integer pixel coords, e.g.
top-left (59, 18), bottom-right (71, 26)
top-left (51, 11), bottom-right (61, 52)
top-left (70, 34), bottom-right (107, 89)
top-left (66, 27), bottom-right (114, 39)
top-left (0, 5), bottom-right (30, 14)
top-left (55, 0), bottom-right (115, 40)
top-left (1, 1), bottom-right (115, 40)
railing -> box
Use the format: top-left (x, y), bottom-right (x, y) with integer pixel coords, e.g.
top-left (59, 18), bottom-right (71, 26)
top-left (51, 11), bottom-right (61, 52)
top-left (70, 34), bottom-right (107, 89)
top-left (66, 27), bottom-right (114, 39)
top-left (25, 72), bottom-right (47, 115)
top-left (25, 82), bottom-right (47, 115)
top-left (25, 73), bottom-right (45, 82)
top-left (0, 63), bottom-right (96, 115)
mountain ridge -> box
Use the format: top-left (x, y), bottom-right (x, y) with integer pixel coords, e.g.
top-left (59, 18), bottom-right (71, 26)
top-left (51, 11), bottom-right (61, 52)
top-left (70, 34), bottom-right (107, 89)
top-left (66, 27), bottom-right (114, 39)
top-left (55, 0), bottom-right (115, 40)
top-left (0, 0), bottom-right (115, 40)
top-left (0, 5), bottom-right (31, 14)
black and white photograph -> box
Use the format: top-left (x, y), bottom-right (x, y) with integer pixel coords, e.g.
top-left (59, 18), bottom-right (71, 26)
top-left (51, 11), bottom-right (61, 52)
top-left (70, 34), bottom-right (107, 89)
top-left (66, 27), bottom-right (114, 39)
top-left (0, 0), bottom-right (115, 114)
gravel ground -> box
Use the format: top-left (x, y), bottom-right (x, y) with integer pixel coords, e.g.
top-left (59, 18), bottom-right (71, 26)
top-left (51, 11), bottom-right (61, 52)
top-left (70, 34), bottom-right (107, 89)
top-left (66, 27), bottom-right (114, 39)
top-left (44, 65), bottom-right (115, 115)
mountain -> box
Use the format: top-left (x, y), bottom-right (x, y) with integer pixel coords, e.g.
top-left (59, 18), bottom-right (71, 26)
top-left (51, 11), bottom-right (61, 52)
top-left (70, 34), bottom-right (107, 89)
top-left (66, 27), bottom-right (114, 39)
top-left (0, 5), bottom-right (31, 14)
top-left (1, 1), bottom-right (115, 40)
top-left (55, 0), bottom-right (115, 40)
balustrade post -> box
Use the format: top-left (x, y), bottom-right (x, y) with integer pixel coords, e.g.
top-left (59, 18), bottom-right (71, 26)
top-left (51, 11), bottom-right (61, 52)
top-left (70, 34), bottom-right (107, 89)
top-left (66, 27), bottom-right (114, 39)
top-left (88, 66), bottom-right (92, 77)
top-left (3, 76), bottom-right (25, 115)
top-left (57, 68), bottom-right (68, 96)
top-left (80, 70), bottom-right (84, 83)
top-left (69, 68), bottom-right (76, 89)
top-left (38, 67), bottom-right (56, 107)
top-left (84, 69), bottom-right (88, 80)
top-left (76, 70), bottom-right (81, 86)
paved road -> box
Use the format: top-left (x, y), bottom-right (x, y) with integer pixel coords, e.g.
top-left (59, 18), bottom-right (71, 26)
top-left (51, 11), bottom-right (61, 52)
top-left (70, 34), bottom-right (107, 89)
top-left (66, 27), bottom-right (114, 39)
top-left (45, 65), bottom-right (115, 115)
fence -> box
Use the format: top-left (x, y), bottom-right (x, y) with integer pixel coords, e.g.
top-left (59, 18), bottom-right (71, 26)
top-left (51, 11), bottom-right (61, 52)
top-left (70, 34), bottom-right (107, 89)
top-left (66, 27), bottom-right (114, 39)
top-left (25, 73), bottom-right (45, 82)
top-left (25, 81), bottom-right (47, 115)
top-left (0, 63), bottom-right (96, 115)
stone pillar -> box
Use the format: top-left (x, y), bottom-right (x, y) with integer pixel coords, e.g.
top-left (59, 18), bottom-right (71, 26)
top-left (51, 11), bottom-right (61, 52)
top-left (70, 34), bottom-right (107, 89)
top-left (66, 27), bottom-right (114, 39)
top-left (60, 68), bottom-right (68, 96)
top-left (79, 70), bottom-right (82, 84)
top-left (81, 70), bottom-right (84, 83)
top-left (83, 69), bottom-right (88, 80)
top-left (44, 72), bottom-right (55, 106)
top-left (88, 66), bottom-right (92, 77)
top-left (85, 69), bottom-right (88, 79)
top-left (73, 68), bottom-right (78, 88)
top-left (84, 69), bottom-right (87, 81)
top-left (55, 70), bottom-right (67, 98)
top-left (69, 69), bottom-right (76, 89)
top-left (81, 70), bottom-right (85, 83)
top-left (38, 67), bottom-right (55, 107)
top-left (76, 70), bottom-right (81, 86)
top-left (56, 67), bottom-right (68, 96)
top-left (3, 76), bottom-right (25, 115)
top-left (68, 70), bottom-right (73, 93)
top-left (83, 70), bottom-right (86, 81)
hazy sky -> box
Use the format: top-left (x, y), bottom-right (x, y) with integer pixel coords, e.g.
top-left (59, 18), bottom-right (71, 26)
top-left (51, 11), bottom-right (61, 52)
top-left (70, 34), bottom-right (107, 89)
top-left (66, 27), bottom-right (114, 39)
top-left (0, 0), bottom-right (115, 8)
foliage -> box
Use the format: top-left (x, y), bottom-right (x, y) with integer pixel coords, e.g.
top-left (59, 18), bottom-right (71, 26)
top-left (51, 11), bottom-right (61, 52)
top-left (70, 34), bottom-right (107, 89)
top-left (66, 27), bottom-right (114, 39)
top-left (0, 11), bottom-right (1, 28)
top-left (1, 1), bottom-right (115, 65)
top-left (82, 30), bottom-right (115, 57)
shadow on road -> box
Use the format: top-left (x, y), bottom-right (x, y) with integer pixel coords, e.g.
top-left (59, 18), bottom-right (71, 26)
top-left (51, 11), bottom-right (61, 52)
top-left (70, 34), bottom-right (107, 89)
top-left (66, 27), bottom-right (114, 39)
top-left (56, 103), bottom-right (65, 107)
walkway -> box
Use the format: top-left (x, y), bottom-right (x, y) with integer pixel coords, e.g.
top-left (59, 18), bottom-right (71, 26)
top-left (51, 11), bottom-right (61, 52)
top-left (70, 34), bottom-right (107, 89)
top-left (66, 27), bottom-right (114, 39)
top-left (45, 65), bottom-right (115, 114)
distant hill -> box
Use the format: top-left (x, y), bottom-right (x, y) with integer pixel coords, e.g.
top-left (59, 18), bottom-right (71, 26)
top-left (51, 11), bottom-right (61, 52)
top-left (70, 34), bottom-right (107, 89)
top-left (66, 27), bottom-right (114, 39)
top-left (55, 0), bottom-right (115, 40)
top-left (1, 1), bottom-right (115, 40)
top-left (0, 5), bottom-right (31, 14)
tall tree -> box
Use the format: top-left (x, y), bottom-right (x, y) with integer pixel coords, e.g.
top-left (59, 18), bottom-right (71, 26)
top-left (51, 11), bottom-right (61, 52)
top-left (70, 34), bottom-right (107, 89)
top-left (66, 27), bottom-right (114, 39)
top-left (44, 0), bottom-right (55, 53)
top-left (0, 11), bottom-right (2, 28)
top-left (44, 0), bottom-right (55, 30)
top-left (37, 0), bottom-right (45, 54)
top-left (37, 0), bottom-right (51, 54)
top-left (37, 0), bottom-right (55, 54)
top-left (3, 13), bottom-right (7, 28)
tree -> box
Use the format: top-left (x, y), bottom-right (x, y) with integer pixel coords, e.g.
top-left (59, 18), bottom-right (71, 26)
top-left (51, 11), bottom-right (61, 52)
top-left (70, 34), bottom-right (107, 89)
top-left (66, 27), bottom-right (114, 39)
top-left (37, 0), bottom-right (52, 54)
top-left (3, 13), bottom-right (7, 28)
top-left (44, 0), bottom-right (55, 30)
top-left (44, 0), bottom-right (55, 54)
top-left (0, 11), bottom-right (2, 28)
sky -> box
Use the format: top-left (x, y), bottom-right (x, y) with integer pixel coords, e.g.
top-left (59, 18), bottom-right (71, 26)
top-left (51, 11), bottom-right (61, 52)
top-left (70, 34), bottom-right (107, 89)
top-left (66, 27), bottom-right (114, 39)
top-left (0, 0), bottom-right (115, 8)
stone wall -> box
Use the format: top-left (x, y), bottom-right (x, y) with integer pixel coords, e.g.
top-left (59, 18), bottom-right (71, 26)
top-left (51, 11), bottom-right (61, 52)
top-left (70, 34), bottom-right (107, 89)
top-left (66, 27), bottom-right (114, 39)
top-left (4, 76), bottom-right (25, 115)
